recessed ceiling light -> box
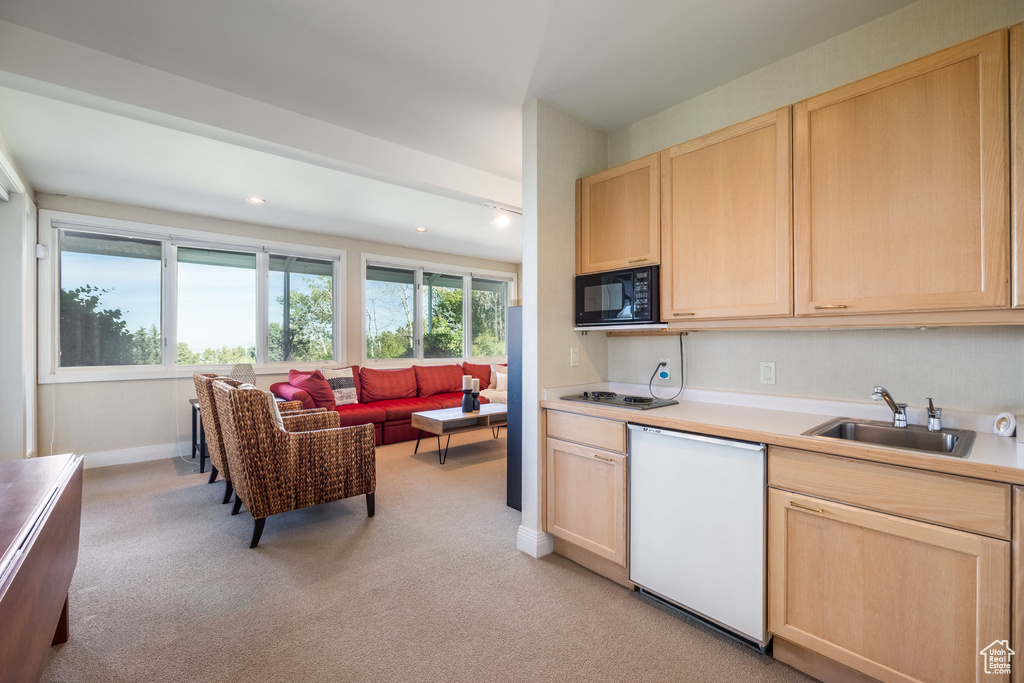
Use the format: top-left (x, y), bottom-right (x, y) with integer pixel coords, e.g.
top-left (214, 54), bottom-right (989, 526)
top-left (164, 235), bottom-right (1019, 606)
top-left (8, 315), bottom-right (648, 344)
top-left (415, 227), bottom-right (428, 233)
top-left (490, 212), bottom-right (511, 229)
top-left (247, 196), bottom-right (266, 204)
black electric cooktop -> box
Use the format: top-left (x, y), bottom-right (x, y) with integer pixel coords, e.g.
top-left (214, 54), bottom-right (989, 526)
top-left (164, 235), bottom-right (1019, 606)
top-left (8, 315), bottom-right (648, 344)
top-left (560, 391), bottom-right (678, 410)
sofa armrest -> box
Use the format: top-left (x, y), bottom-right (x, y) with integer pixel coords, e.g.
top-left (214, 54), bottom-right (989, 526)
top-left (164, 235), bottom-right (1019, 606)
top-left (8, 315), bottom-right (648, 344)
top-left (270, 382), bottom-right (315, 410)
top-left (282, 411), bottom-right (341, 432)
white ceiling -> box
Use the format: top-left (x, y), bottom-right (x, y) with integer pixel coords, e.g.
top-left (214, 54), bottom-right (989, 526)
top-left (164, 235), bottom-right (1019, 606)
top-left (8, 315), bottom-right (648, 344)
top-left (0, 0), bottom-right (916, 263)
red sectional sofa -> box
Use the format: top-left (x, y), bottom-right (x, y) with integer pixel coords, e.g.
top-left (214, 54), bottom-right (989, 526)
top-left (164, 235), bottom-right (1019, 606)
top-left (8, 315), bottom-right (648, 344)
top-left (270, 362), bottom-right (494, 446)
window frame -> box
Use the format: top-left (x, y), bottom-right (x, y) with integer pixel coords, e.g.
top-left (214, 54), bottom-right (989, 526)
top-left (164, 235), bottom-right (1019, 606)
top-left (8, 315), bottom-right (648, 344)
top-left (361, 253), bottom-right (516, 366)
top-left (38, 210), bottom-right (346, 383)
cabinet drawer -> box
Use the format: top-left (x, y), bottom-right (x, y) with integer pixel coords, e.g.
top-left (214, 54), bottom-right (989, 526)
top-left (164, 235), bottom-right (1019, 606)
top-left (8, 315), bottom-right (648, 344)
top-left (546, 410), bottom-right (626, 453)
top-left (768, 447), bottom-right (1011, 539)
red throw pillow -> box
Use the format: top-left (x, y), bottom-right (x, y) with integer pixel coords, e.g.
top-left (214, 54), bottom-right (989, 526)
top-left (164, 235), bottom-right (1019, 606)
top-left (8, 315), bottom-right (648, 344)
top-left (359, 367), bottom-right (417, 402)
top-left (462, 362), bottom-right (491, 389)
top-left (414, 365), bottom-right (464, 398)
top-left (288, 369), bottom-right (336, 409)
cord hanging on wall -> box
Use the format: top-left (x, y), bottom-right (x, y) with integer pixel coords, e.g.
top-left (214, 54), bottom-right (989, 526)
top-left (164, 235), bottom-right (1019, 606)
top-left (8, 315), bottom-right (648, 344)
top-left (649, 332), bottom-right (685, 400)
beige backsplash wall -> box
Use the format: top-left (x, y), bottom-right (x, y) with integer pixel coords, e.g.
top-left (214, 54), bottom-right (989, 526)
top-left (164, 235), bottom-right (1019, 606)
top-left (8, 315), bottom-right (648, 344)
top-left (599, 0), bottom-right (1024, 418)
top-left (36, 194), bottom-right (519, 457)
top-left (608, 327), bottom-right (1024, 415)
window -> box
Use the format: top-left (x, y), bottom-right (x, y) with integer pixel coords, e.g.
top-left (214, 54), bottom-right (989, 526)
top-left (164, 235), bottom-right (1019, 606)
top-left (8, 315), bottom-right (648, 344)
top-left (365, 266), bottom-right (415, 360)
top-left (41, 212), bottom-right (345, 381)
top-left (470, 278), bottom-right (508, 357)
top-left (269, 255), bottom-right (335, 363)
top-left (176, 248), bottom-right (257, 365)
top-left (423, 272), bottom-right (463, 359)
top-left (364, 258), bottom-right (513, 362)
top-left (58, 231), bottom-right (163, 367)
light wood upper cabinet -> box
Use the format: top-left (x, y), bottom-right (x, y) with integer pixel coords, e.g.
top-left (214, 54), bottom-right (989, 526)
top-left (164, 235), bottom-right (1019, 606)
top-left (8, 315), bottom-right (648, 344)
top-left (794, 30), bottom-right (1010, 316)
top-left (769, 488), bottom-right (1011, 683)
top-left (1012, 24), bottom-right (1024, 309)
top-left (544, 437), bottom-right (627, 567)
top-left (577, 154), bottom-right (660, 275)
top-left (661, 108), bottom-right (793, 320)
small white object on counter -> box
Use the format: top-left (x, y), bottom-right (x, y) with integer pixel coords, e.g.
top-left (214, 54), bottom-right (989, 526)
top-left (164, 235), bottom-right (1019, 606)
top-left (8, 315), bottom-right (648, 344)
top-left (993, 413), bottom-right (1016, 437)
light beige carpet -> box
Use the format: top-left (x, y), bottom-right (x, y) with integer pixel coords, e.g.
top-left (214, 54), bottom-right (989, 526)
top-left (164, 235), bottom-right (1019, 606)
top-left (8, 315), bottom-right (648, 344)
top-left (42, 432), bottom-right (813, 683)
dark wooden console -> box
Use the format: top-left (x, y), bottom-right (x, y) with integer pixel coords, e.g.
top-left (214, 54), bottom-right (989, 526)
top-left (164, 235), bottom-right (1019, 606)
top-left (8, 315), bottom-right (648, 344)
top-left (0, 454), bottom-right (84, 683)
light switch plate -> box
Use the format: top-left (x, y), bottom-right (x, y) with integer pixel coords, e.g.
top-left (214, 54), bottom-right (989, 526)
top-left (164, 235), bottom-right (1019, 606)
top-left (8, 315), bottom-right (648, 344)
top-left (570, 347), bottom-right (579, 367)
top-left (760, 361), bottom-right (776, 385)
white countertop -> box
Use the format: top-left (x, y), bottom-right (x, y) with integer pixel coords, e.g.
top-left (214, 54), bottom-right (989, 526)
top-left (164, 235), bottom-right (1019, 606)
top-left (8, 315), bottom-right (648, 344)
top-left (541, 384), bottom-right (1024, 485)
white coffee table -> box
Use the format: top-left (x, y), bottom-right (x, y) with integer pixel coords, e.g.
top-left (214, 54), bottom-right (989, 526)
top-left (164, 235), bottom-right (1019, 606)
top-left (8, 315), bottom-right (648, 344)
top-left (410, 403), bottom-right (508, 464)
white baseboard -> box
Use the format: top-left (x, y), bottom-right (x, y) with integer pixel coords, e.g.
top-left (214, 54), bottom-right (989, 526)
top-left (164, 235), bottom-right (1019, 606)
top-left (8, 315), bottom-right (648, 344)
top-left (82, 442), bottom-right (187, 469)
top-left (517, 525), bottom-right (554, 558)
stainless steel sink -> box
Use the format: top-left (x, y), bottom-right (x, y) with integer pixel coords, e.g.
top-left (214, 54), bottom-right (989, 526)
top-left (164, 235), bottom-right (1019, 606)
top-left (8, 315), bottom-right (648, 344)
top-left (802, 417), bottom-right (975, 458)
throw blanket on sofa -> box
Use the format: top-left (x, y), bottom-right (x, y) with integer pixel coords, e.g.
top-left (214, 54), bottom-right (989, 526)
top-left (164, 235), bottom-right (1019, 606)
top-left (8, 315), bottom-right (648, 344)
top-left (479, 389), bottom-right (507, 404)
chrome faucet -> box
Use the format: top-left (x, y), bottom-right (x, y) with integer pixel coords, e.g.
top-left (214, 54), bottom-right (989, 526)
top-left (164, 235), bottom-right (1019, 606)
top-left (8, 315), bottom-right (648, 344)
top-left (871, 386), bottom-right (908, 428)
top-left (925, 398), bottom-right (942, 432)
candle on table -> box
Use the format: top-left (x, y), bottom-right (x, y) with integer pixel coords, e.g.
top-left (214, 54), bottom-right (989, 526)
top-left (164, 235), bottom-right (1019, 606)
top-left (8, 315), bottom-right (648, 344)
top-left (472, 378), bottom-right (480, 392)
top-left (463, 375), bottom-right (473, 390)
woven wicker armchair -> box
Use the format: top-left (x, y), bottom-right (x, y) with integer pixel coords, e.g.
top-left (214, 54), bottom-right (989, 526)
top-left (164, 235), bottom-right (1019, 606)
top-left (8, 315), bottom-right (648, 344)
top-left (211, 379), bottom-right (376, 548)
top-left (192, 373), bottom-right (309, 504)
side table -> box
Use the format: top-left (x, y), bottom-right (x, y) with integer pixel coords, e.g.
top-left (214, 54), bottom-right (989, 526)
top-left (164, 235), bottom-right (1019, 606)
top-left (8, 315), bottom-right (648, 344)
top-left (188, 399), bottom-right (209, 475)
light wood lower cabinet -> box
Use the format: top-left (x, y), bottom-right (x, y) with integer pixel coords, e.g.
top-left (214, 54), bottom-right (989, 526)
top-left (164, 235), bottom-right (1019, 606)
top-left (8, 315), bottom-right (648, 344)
top-left (769, 488), bottom-right (1011, 683)
top-left (1014, 486), bottom-right (1023, 683)
top-left (545, 437), bottom-right (627, 567)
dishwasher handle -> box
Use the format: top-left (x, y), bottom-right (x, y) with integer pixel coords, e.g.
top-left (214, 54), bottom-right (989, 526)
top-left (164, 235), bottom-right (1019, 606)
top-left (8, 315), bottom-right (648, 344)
top-left (628, 424), bottom-right (765, 452)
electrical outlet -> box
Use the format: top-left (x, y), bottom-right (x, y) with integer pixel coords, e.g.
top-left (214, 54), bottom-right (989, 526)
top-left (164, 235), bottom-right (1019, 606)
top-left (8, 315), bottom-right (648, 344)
top-left (658, 357), bottom-right (671, 381)
top-left (760, 361), bottom-right (776, 385)
top-left (570, 347), bottom-right (579, 367)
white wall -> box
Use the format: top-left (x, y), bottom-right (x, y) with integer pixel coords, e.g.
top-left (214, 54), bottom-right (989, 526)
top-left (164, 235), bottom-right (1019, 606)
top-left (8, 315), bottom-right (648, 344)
top-left (597, 0), bottom-right (1024, 417)
top-left (35, 194), bottom-right (519, 460)
top-left (519, 100), bottom-right (608, 556)
top-left (0, 191), bottom-right (37, 460)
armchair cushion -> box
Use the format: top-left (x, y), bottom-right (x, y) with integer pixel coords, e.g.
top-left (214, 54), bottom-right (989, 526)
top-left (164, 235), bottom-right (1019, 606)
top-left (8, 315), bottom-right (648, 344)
top-left (413, 364), bottom-right (463, 398)
top-left (359, 367), bottom-right (417, 402)
top-left (288, 369), bottom-right (336, 409)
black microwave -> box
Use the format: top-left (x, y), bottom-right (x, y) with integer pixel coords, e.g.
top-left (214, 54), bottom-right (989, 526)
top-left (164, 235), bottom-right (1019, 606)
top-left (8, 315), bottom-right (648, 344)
top-left (575, 265), bottom-right (660, 326)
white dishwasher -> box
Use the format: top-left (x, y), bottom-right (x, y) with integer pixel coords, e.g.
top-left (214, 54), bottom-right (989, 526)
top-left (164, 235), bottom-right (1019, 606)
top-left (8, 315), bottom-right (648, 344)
top-left (628, 424), bottom-right (767, 648)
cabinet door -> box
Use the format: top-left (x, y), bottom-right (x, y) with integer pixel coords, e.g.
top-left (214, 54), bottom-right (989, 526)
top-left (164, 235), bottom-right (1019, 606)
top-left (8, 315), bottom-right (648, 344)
top-left (661, 107), bottom-right (793, 320)
top-left (794, 30), bottom-right (1009, 315)
top-left (1013, 486), bottom-right (1023, 683)
top-left (577, 154), bottom-right (660, 274)
top-left (1012, 24), bottom-right (1024, 309)
top-left (768, 489), bottom-right (1011, 683)
top-left (544, 437), bottom-right (626, 566)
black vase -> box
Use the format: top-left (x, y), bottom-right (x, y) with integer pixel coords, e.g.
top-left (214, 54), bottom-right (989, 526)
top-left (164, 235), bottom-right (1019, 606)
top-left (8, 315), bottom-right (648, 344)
top-left (472, 392), bottom-right (480, 411)
top-left (462, 389), bottom-right (474, 413)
